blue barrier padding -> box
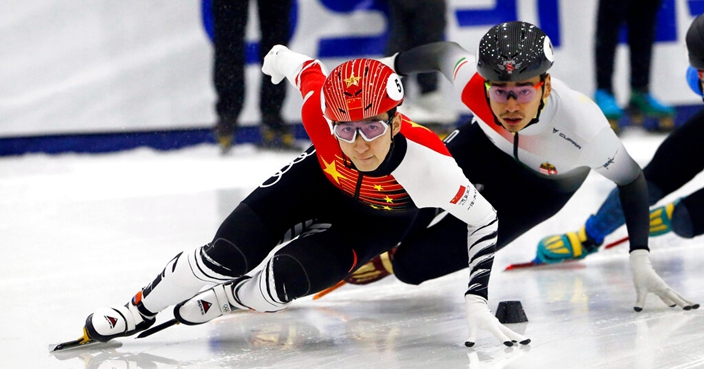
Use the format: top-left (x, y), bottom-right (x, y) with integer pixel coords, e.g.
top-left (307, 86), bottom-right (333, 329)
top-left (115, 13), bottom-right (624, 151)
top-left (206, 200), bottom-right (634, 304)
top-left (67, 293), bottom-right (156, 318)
top-left (0, 124), bottom-right (309, 156)
top-left (1, 105), bottom-right (701, 156)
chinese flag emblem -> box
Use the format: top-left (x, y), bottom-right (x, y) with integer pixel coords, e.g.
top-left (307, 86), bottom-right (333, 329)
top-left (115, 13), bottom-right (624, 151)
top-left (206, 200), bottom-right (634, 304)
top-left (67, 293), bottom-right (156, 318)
top-left (450, 185), bottom-right (466, 204)
top-left (346, 96), bottom-right (363, 111)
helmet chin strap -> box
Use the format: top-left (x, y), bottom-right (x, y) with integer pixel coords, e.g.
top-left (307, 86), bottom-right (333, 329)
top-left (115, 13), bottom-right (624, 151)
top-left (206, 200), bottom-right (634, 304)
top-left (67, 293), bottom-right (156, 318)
top-left (382, 113), bottom-right (398, 163)
top-left (525, 92), bottom-right (547, 127)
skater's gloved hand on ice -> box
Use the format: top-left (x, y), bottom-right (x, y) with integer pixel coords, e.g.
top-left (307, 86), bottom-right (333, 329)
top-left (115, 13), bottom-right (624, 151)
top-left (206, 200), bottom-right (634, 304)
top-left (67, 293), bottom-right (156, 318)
top-left (629, 249), bottom-right (700, 312)
top-left (464, 295), bottom-right (530, 347)
top-left (261, 44), bottom-right (315, 86)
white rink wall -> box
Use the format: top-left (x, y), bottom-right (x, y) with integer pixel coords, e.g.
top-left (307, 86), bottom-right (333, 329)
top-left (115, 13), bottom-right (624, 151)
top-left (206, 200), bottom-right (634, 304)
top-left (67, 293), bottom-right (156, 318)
top-left (1, 0), bottom-right (701, 137)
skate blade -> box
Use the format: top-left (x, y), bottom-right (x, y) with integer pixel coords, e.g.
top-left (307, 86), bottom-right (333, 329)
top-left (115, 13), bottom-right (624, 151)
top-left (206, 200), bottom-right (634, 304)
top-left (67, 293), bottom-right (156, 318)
top-left (49, 327), bottom-right (121, 354)
top-left (49, 339), bottom-right (122, 354)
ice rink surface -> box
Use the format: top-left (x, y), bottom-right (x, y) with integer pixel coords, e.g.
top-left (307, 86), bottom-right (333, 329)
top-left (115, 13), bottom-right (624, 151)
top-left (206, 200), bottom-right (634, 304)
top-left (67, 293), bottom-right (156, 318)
top-left (2, 128), bottom-right (704, 369)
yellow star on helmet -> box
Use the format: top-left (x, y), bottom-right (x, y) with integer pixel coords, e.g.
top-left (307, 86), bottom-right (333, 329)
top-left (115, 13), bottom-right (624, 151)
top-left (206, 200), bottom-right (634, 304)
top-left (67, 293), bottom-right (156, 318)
top-left (344, 73), bottom-right (361, 87)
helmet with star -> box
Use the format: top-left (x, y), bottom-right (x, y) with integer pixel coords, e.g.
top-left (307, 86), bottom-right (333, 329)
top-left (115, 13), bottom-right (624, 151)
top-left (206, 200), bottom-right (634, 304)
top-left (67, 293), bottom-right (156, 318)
top-left (322, 59), bottom-right (404, 122)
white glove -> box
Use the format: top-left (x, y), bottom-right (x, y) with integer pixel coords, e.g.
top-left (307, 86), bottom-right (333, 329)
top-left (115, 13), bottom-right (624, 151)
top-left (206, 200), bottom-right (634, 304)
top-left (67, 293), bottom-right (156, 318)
top-left (261, 44), bottom-right (312, 86)
top-left (464, 294), bottom-right (530, 347)
top-left (377, 53), bottom-right (398, 72)
top-left (629, 249), bottom-right (699, 311)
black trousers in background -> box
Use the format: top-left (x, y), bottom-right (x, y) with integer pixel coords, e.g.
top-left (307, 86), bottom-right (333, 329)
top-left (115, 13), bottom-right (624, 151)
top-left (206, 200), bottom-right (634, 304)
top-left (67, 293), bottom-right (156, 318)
top-left (385, 0), bottom-right (447, 94)
top-left (594, 0), bottom-right (662, 93)
top-left (213, 0), bottom-right (291, 131)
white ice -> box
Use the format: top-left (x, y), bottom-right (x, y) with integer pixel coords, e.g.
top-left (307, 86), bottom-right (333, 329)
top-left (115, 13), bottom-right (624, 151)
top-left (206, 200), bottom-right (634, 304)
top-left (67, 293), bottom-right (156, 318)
top-left (2, 128), bottom-right (704, 369)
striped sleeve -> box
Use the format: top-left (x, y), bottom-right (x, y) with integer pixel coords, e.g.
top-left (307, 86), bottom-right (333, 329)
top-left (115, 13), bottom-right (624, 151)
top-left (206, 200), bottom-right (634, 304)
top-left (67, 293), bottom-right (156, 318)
top-left (464, 214), bottom-right (498, 299)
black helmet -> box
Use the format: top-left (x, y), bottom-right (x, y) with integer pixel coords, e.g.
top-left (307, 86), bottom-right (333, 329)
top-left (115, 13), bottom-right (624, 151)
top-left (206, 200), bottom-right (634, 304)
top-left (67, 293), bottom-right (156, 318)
top-left (686, 14), bottom-right (704, 69)
top-left (477, 21), bottom-right (554, 81)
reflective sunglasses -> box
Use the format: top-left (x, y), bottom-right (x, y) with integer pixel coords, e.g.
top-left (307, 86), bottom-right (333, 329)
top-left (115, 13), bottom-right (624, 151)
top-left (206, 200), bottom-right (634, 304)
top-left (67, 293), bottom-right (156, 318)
top-left (333, 117), bottom-right (392, 143)
top-left (485, 80), bottom-right (545, 103)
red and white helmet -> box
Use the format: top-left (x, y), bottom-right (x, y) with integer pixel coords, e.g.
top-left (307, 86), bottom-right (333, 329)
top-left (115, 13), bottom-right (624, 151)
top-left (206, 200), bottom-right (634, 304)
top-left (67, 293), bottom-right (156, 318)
top-left (322, 59), bottom-right (404, 122)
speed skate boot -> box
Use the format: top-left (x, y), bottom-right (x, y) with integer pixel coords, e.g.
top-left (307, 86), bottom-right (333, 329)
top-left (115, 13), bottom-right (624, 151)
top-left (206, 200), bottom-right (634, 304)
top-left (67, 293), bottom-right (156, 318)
top-left (627, 90), bottom-right (676, 132)
top-left (84, 296), bottom-right (156, 342)
top-left (173, 277), bottom-right (251, 325)
top-left (214, 121), bottom-right (236, 155)
top-left (535, 226), bottom-right (601, 264)
top-left (594, 89), bottom-right (623, 134)
top-left (260, 126), bottom-right (301, 152)
top-left (649, 200), bottom-right (678, 237)
top-left (344, 249), bottom-right (396, 285)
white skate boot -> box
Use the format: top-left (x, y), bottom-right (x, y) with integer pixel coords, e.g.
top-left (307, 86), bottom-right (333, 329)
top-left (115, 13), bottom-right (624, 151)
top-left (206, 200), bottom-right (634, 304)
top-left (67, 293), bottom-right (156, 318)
top-left (174, 277), bottom-right (250, 325)
top-left (84, 301), bottom-right (156, 342)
